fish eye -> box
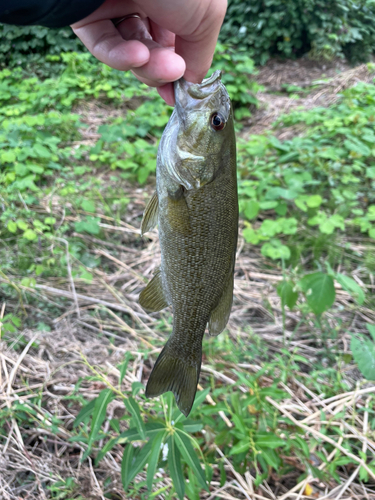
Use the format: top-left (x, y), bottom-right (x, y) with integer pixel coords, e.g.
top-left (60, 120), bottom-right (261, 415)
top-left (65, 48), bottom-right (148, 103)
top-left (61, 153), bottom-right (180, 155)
top-left (210, 112), bottom-right (225, 131)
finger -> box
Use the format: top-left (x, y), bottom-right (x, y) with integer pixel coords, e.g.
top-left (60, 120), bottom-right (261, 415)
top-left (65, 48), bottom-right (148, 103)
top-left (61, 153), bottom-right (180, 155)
top-left (72, 20), bottom-right (150, 71)
top-left (157, 83), bottom-right (175, 106)
top-left (175, 1), bottom-right (227, 83)
top-left (115, 19), bottom-right (185, 86)
top-left (149, 20), bottom-right (175, 49)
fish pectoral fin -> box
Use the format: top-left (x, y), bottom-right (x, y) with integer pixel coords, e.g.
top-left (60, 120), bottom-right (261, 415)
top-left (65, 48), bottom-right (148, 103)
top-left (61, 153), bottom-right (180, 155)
top-left (145, 341), bottom-right (201, 417)
top-left (139, 269), bottom-right (169, 312)
top-left (208, 272), bottom-right (234, 336)
top-left (141, 191), bottom-right (159, 236)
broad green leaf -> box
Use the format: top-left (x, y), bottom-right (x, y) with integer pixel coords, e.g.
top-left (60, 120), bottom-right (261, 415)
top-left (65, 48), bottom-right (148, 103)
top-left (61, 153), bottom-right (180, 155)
top-left (335, 273), bottom-right (365, 305)
top-left (146, 430), bottom-right (165, 491)
top-left (168, 436), bottom-right (185, 500)
top-left (81, 199), bottom-right (96, 212)
top-left (255, 432), bottom-right (285, 449)
top-left (229, 439), bottom-right (250, 455)
top-left (351, 335), bottom-right (375, 380)
top-left (298, 272), bottom-right (335, 315)
top-left (124, 396), bottom-right (146, 440)
top-left (121, 444), bottom-right (135, 490)
top-left (306, 195), bottom-right (322, 208)
top-left (259, 448), bottom-right (280, 469)
top-left (277, 280), bottom-right (298, 309)
top-left (366, 323), bottom-right (375, 342)
top-left (23, 229), bottom-right (37, 241)
top-left (175, 431), bottom-right (209, 491)
top-left (7, 221), bottom-right (17, 233)
top-left (73, 399), bottom-right (96, 427)
top-left (244, 200), bottom-right (260, 220)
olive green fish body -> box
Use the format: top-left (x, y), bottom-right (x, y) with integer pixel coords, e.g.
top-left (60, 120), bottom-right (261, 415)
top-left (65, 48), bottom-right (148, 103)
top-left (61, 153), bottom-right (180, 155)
top-left (140, 71), bottom-right (238, 416)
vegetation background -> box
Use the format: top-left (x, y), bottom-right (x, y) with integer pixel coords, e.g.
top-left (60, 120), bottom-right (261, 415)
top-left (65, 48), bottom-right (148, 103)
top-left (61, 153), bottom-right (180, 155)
top-left (1, 0), bottom-right (375, 498)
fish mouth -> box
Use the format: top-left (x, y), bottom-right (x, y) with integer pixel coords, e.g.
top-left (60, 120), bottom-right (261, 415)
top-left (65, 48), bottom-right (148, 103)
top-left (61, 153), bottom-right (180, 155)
top-left (174, 70), bottom-right (222, 109)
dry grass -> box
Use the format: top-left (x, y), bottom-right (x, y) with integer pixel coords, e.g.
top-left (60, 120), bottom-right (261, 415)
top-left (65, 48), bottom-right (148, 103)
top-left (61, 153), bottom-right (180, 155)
top-left (1, 204), bottom-right (375, 498)
top-left (1, 58), bottom-right (375, 499)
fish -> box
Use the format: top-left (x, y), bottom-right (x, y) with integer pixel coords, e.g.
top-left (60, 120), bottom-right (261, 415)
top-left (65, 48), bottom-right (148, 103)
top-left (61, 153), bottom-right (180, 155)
top-left (139, 70), bottom-right (238, 417)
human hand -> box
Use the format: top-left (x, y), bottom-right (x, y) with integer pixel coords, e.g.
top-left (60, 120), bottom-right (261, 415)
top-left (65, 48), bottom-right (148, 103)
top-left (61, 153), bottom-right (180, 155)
top-left (71, 0), bottom-right (227, 105)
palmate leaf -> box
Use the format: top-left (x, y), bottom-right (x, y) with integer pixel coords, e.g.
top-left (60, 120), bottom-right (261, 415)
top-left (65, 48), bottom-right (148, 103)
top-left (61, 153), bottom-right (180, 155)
top-left (146, 430), bottom-right (165, 491)
top-left (168, 435), bottom-right (185, 500)
top-left (174, 430), bottom-right (209, 491)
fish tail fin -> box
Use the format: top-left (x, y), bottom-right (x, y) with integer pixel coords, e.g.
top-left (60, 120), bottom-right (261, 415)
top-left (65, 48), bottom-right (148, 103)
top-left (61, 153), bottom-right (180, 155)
top-left (145, 342), bottom-right (201, 417)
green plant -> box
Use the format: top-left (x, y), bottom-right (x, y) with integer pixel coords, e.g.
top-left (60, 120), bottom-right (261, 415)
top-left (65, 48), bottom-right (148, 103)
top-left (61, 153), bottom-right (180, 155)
top-left (351, 323), bottom-right (375, 380)
top-left (220, 0), bottom-right (375, 64)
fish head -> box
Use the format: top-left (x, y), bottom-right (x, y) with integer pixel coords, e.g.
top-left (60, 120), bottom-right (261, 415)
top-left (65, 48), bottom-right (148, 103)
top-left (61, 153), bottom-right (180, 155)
top-left (161, 71), bottom-right (234, 191)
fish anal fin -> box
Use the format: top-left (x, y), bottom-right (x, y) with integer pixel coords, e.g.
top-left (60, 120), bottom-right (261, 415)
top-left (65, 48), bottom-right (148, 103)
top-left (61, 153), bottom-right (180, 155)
top-left (139, 270), bottom-right (169, 312)
top-left (208, 272), bottom-right (234, 336)
top-left (145, 342), bottom-right (201, 417)
top-left (141, 191), bottom-right (159, 236)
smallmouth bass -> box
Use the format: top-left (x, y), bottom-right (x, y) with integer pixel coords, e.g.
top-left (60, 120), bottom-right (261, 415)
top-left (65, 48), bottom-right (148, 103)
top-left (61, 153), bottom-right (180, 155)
top-left (139, 71), bottom-right (238, 416)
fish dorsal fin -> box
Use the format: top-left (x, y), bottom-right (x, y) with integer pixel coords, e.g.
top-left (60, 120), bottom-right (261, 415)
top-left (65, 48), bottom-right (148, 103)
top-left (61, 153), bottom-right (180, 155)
top-left (141, 191), bottom-right (159, 236)
top-left (208, 272), bottom-right (234, 336)
top-left (139, 269), bottom-right (169, 312)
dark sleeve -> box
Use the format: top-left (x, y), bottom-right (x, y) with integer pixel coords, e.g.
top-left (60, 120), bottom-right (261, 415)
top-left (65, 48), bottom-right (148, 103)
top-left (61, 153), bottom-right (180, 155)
top-left (0, 0), bottom-right (106, 27)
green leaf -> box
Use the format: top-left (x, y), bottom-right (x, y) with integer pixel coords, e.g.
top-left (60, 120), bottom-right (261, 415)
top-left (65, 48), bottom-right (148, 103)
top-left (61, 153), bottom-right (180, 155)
top-left (125, 439), bottom-right (154, 489)
top-left (146, 430), bottom-right (165, 491)
top-left (190, 387), bottom-right (211, 413)
top-left (168, 436), bottom-right (185, 500)
top-left (23, 229), bottom-right (37, 241)
top-left (174, 431), bottom-right (208, 491)
top-left (124, 396), bottom-right (146, 440)
top-left (298, 272), bottom-right (335, 315)
top-left (366, 323), bottom-right (375, 342)
top-left (335, 273), bottom-right (365, 305)
top-left (306, 195), bottom-right (323, 208)
top-left (255, 432), bottom-right (285, 449)
top-left (81, 199), bottom-right (96, 212)
top-left (244, 200), bottom-right (259, 220)
top-left (121, 444), bottom-right (135, 490)
top-left (351, 335), bottom-right (375, 380)
top-left (259, 448), bottom-right (280, 469)
top-left (73, 399), bottom-right (96, 427)
top-left (74, 217), bottom-right (100, 235)
top-left (277, 280), bottom-right (298, 309)
top-left (118, 352), bottom-right (131, 385)
top-left (7, 221), bottom-right (17, 233)
top-left (84, 389), bottom-right (113, 458)
top-left (229, 439), bottom-right (250, 455)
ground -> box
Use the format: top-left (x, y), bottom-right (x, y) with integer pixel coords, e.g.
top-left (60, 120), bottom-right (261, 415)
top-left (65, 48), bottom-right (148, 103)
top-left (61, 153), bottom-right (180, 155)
top-left (1, 56), bottom-right (375, 500)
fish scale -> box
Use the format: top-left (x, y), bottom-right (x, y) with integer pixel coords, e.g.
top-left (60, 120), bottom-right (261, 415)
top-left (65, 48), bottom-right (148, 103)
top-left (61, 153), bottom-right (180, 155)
top-left (139, 71), bottom-right (238, 416)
